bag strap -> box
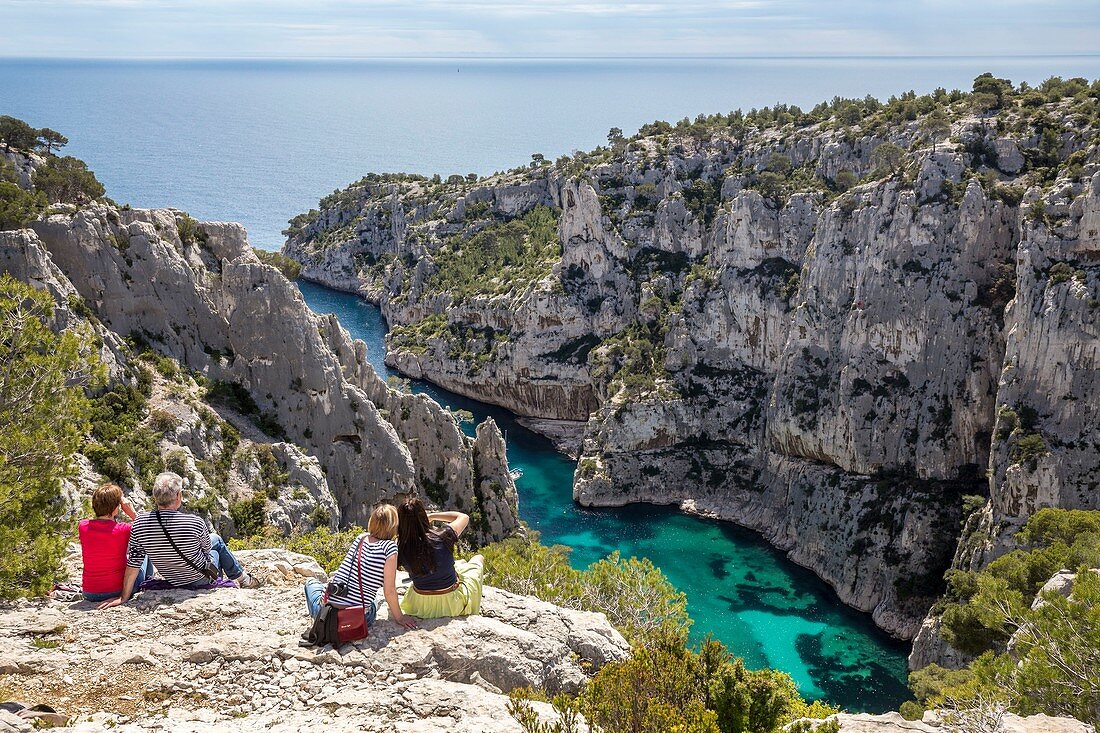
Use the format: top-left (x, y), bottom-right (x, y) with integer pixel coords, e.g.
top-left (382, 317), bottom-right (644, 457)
top-left (323, 534), bottom-right (368, 606)
top-left (355, 534), bottom-right (367, 607)
top-left (154, 509), bottom-right (208, 577)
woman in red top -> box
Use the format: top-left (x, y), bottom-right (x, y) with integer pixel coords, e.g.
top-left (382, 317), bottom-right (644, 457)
top-left (79, 483), bottom-right (153, 602)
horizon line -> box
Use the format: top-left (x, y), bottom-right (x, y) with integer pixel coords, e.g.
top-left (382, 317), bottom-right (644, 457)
top-left (4, 52), bottom-right (1100, 62)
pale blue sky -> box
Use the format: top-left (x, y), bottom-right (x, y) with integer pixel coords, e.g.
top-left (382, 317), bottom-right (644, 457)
top-left (0, 0), bottom-right (1097, 59)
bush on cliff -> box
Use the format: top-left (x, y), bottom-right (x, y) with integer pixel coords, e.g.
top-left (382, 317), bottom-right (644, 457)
top-left (0, 180), bottom-right (46, 230)
top-left (939, 509), bottom-right (1100, 656)
top-left (479, 534), bottom-right (689, 644)
top-left (33, 155), bottom-right (105, 204)
top-left (511, 628), bottom-right (838, 733)
top-left (427, 205), bottom-right (560, 301)
top-left (253, 248), bottom-right (302, 281)
top-left (915, 509), bottom-right (1100, 725)
top-left (0, 275), bottom-right (103, 598)
top-left (229, 525), bottom-right (366, 571)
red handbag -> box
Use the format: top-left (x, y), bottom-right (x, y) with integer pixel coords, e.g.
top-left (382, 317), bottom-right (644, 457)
top-left (325, 535), bottom-right (369, 644)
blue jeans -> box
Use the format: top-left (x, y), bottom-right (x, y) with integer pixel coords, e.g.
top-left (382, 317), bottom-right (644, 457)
top-left (208, 534), bottom-right (244, 581)
top-left (83, 556), bottom-right (154, 602)
top-left (303, 578), bottom-right (377, 625)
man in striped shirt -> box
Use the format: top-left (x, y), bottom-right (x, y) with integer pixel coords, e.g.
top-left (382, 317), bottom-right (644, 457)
top-left (97, 472), bottom-right (259, 608)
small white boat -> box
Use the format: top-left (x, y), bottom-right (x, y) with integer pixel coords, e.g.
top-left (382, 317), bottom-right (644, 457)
top-left (509, 468), bottom-right (524, 481)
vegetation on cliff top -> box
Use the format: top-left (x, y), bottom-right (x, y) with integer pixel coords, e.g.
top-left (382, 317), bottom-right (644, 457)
top-left (425, 205), bottom-right (560, 302)
top-left (1, 116), bottom-right (107, 231)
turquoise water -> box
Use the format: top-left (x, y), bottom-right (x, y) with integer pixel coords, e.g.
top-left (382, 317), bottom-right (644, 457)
top-left (298, 280), bottom-right (912, 712)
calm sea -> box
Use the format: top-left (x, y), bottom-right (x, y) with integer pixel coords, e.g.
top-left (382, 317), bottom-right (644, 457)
top-left (5, 55), bottom-right (1100, 711)
top-left (3, 56), bottom-right (1100, 249)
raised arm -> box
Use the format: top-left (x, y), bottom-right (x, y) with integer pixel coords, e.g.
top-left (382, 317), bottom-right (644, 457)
top-left (382, 554), bottom-right (417, 629)
top-left (426, 511), bottom-right (469, 537)
top-left (119, 496), bottom-right (138, 521)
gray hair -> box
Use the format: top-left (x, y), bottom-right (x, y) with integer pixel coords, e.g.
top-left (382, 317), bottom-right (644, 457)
top-left (152, 471), bottom-right (186, 508)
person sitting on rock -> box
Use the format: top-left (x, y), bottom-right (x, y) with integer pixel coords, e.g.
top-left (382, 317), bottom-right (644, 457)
top-left (396, 497), bottom-right (484, 619)
top-left (303, 503), bottom-right (418, 630)
top-left (97, 472), bottom-right (259, 609)
top-left (79, 483), bottom-right (155, 603)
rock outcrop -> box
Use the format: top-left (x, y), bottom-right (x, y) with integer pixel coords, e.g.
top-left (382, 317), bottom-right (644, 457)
top-left (283, 88), bottom-right (1100, 643)
top-left (824, 711), bottom-right (1093, 733)
top-left (0, 549), bottom-right (629, 733)
top-left (0, 161), bottom-right (520, 542)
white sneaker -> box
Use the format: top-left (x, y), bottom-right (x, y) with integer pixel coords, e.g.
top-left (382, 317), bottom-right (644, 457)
top-left (236, 572), bottom-right (261, 589)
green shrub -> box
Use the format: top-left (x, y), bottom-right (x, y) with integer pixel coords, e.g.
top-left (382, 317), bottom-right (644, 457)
top-left (0, 180), bottom-right (46, 231)
top-left (206, 379), bottom-right (285, 439)
top-left (229, 525), bottom-right (365, 572)
top-left (479, 534), bottom-right (688, 644)
top-left (254, 248), bottom-right (302, 280)
top-left (33, 155), bottom-right (104, 204)
top-left (512, 629), bottom-right (837, 733)
top-left (427, 206), bottom-right (560, 302)
top-left (937, 508), bottom-right (1100, 658)
top-left (176, 213), bottom-right (207, 245)
top-left (0, 275), bottom-right (102, 598)
top-left (229, 494), bottom-right (267, 536)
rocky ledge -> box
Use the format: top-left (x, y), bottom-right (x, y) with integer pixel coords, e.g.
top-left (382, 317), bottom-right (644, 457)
top-left (0, 550), bottom-right (629, 733)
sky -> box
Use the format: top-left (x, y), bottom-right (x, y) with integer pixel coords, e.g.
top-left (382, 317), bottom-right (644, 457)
top-left (0, 0), bottom-right (1098, 59)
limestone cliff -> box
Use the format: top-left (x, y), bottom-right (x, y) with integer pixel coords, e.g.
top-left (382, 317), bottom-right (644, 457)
top-left (283, 81), bottom-right (1100, 643)
top-left (0, 149), bottom-right (519, 543)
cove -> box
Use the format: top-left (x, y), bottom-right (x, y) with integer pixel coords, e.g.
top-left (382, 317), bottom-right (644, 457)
top-left (298, 279), bottom-right (912, 713)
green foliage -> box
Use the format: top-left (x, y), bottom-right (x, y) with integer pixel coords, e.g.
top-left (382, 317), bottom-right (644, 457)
top-left (229, 494), bottom-right (267, 536)
top-left (915, 571), bottom-right (1100, 724)
top-left (0, 116), bottom-right (39, 152)
top-left (205, 379), bottom-right (285, 439)
top-left (36, 128), bottom-right (68, 155)
top-left (833, 170), bottom-right (859, 192)
top-left (33, 155), bottom-right (105, 204)
top-left (870, 142), bottom-right (905, 177)
top-left (427, 206), bottom-right (561, 301)
top-left (513, 629), bottom-right (838, 733)
top-left (590, 319), bottom-right (678, 401)
top-left (387, 313), bottom-right (449, 355)
top-left (84, 376), bottom-right (164, 489)
top-left (253, 248), bottom-right (302, 280)
top-left (250, 444), bottom-right (289, 499)
top-left (175, 213), bottom-right (207, 245)
top-left (0, 180), bottom-right (46, 230)
top-left (478, 535), bottom-right (689, 644)
top-left (229, 525), bottom-right (366, 572)
top-left (0, 275), bottom-right (102, 598)
top-left (938, 509), bottom-right (1100, 657)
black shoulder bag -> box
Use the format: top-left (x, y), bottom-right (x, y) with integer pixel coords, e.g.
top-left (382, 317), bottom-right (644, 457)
top-left (154, 509), bottom-right (219, 582)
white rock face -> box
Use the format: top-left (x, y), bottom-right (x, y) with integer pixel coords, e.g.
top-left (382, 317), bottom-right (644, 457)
top-left (0, 549), bottom-right (627, 733)
top-left (822, 712), bottom-right (1094, 733)
top-left (6, 203), bottom-right (518, 539)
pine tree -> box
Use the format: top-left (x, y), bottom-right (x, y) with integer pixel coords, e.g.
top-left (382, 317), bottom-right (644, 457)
top-left (0, 275), bottom-right (103, 598)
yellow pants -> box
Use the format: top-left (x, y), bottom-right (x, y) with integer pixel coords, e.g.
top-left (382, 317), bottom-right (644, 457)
top-left (400, 559), bottom-right (484, 618)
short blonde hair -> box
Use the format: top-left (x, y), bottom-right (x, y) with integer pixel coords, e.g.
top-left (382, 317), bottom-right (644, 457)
top-left (368, 504), bottom-right (398, 540)
top-left (92, 483), bottom-right (123, 518)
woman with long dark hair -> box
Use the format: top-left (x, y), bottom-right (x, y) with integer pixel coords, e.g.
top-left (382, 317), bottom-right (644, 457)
top-left (396, 496), bottom-right (484, 619)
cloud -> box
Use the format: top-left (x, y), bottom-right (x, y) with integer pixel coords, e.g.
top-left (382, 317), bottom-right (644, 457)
top-left (0, 0), bottom-right (1096, 58)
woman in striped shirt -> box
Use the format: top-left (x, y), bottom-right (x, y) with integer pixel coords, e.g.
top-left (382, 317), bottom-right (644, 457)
top-left (303, 504), bottom-right (417, 629)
